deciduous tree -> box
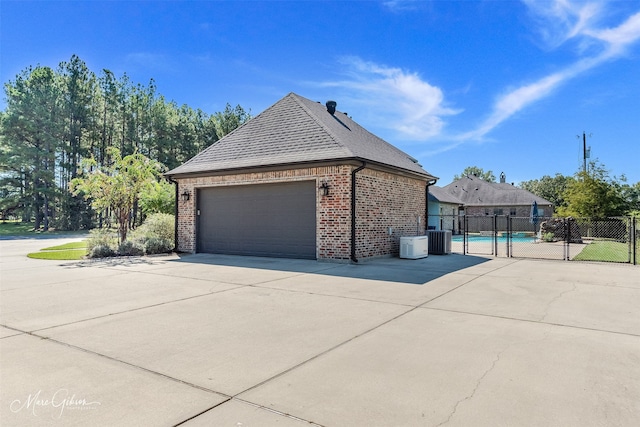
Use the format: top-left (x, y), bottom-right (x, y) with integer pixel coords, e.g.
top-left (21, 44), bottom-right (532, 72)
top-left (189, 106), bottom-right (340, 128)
top-left (558, 161), bottom-right (626, 218)
top-left (519, 174), bottom-right (573, 211)
top-left (453, 166), bottom-right (496, 182)
top-left (71, 148), bottom-right (165, 242)
top-left (139, 179), bottom-right (175, 216)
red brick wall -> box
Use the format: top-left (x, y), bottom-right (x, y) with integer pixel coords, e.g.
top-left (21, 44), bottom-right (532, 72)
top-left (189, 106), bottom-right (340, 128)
top-left (355, 169), bottom-right (427, 259)
top-left (317, 165), bottom-right (352, 261)
top-left (174, 165), bottom-right (426, 261)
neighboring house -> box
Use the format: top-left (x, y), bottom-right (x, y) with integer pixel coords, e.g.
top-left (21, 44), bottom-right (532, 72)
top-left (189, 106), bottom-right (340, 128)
top-left (427, 186), bottom-right (463, 232)
top-left (441, 174), bottom-right (553, 218)
top-left (166, 92), bottom-right (437, 261)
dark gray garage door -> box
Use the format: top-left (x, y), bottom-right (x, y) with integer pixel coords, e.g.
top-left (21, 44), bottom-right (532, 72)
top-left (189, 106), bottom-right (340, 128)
top-left (197, 181), bottom-right (316, 259)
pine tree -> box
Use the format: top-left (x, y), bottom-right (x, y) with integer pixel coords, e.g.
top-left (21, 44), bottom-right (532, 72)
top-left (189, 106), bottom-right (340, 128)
top-left (0, 66), bottom-right (62, 229)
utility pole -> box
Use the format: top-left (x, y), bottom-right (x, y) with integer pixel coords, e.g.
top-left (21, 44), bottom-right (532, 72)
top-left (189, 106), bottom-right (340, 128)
top-left (577, 131), bottom-right (592, 174)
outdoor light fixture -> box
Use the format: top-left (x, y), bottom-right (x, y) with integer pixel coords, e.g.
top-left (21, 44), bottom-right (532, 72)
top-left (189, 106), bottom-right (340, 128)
top-left (319, 181), bottom-right (330, 196)
top-left (181, 190), bottom-right (191, 202)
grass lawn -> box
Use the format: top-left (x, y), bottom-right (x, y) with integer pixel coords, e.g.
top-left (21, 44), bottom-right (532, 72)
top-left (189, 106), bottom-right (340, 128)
top-left (0, 221), bottom-right (87, 237)
top-left (573, 240), bottom-right (630, 263)
top-left (40, 241), bottom-right (87, 251)
top-left (27, 241), bottom-right (88, 260)
top-left (0, 221), bottom-right (37, 235)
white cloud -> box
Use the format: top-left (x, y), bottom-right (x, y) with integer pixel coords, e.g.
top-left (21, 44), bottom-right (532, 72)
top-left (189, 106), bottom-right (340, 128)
top-left (459, 72), bottom-right (565, 141)
top-left (587, 11), bottom-right (640, 54)
top-left (523, 0), bottom-right (603, 48)
top-left (462, 1), bottom-right (640, 141)
top-left (382, 0), bottom-right (422, 13)
top-left (321, 56), bottom-right (460, 140)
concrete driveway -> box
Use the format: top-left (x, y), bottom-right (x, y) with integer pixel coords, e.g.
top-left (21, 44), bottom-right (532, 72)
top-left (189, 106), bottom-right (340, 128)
top-left (1, 237), bottom-right (639, 426)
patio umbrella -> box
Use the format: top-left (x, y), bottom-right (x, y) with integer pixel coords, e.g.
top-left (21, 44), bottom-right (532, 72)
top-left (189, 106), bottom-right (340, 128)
top-left (530, 201), bottom-right (539, 232)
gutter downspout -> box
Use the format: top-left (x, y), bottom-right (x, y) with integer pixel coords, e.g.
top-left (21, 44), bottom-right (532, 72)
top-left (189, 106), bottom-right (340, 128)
top-left (167, 176), bottom-right (179, 253)
top-left (351, 161), bottom-right (366, 263)
top-left (425, 178), bottom-right (437, 234)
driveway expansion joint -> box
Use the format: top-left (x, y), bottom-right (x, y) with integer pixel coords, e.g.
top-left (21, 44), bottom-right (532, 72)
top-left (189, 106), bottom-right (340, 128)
top-left (423, 306), bottom-right (640, 338)
top-left (234, 304), bottom-right (422, 397)
top-left (26, 286), bottom-right (246, 334)
top-left (29, 332), bottom-right (232, 398)
top-left (226, 398), bottom-right (326, 426)
top-left (246, 282), bottom-right (416, 308)
top-left (172, 398), bottom-right (232, 426)
top-left (417, 259), bottom-right (519, 307)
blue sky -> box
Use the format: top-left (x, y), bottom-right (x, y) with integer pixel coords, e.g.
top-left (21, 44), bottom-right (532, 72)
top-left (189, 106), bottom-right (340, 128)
top-left (2, 0), bottom-right (639, 184)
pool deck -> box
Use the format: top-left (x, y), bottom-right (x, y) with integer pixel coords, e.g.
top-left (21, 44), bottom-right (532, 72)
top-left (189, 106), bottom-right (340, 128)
top-left (453, 238), bottom-right (587, 260)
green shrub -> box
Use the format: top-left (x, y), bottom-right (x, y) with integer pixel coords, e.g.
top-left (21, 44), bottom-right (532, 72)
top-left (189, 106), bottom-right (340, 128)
top-left (136, 213), bottom-right (174, 243)
top-left (542, 232), bottom-right (556, 242)
top-left (89, 244), bottom-right (116, 258)
top-left (86, 228), bottom-right (118, 253)
top-left (86, 214), bottom-right (174, 258)
top-left (117, 240), bottom-right (145, 256)
top-left (144, 237), bottom-right (173, 255)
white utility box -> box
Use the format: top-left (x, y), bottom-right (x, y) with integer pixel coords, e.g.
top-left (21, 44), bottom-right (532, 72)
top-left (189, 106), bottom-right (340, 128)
top-left (400, 236), bottom-right (429, 259)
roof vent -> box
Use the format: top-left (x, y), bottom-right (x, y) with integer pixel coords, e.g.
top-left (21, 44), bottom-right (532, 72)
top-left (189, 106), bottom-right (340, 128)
top-left (326, 100), bottom-right (337, 115)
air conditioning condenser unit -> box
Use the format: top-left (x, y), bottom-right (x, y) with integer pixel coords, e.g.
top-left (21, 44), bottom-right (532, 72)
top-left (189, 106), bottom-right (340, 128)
top-left (428, 230), bottom-right (452, 255)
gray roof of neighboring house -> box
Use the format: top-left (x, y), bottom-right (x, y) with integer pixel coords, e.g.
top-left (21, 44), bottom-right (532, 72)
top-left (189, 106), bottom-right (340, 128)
top-left (442, 175), bottom-right (553, 206)
top-left (166, 92), bottom-right (436, 180)
top-left (428, 186), bottom-right (464, 205)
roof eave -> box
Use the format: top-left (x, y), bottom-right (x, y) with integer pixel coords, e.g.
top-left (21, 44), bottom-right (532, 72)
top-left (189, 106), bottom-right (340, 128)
top-left (463, 202), bottom-right (554, 207)
top-left (165, 157), bottom-right (437, 182)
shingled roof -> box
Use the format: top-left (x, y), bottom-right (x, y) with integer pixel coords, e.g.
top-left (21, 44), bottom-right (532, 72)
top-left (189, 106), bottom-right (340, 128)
top-left (428, 185), bottom-right (464, 205)
top-left (166, 92), bottom-right (435, 179)
top-left (442, 175), bottom-right (553, 206)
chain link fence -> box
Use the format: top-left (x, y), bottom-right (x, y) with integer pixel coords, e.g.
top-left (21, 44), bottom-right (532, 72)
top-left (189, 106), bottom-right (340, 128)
top-left (636, 217), bottom-right (639, 264)
top-left (430, 214), bottom-right (638, 265)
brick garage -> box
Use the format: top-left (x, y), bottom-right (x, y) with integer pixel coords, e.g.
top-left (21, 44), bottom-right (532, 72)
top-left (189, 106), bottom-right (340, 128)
top-left (166, 93), bottom-right (436, 262)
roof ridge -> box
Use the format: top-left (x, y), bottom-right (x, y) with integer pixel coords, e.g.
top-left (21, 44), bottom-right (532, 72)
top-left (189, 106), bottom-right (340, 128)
top-left (289, 93), bottom-right (353, 154)
top-left (166, 92), bottom-right (435, 179)
top-left (442, 176), bottom-right (553, 205)
top-left (291, 93), bottom-right (427, 169)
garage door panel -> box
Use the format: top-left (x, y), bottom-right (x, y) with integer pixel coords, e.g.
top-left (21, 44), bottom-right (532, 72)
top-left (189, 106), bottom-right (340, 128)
top-left (197, 181), bottom-right (316, 259)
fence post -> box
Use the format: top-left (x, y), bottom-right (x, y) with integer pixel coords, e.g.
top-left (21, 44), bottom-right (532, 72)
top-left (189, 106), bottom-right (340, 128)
top-left (625, 216), bottom-right (636, 264)
top-left (633, 217), bottom-right (637, 266)
top-left (506, 215), bottom-right (511, 258)
top-left (463, 215), bottom-right (467, 256)
top-left (564, 217), bottom-right (570, 261)
top-left (493, 215), bottom-right (498, 256)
